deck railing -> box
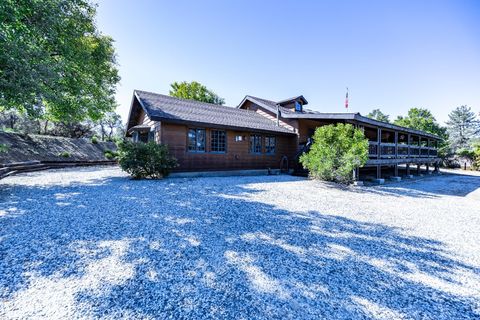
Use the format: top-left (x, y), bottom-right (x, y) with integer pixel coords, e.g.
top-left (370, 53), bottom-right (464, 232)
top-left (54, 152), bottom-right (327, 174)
top-left (368, 142), bottom-right (438, 158)
top-left (397, 145), bottom-right (409, 157)
top-left (410, 146), bottom-right (420, 156)
top-left (368, 142), bottom-right (378, 156)
top-left (380, 143), bottom-right (396, 158)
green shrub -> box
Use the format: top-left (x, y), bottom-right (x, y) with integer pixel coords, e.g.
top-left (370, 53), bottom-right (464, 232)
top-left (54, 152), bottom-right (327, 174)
top-left (472, 143), bottom-right (480, 170)
top-left (117, 141), bottom-right (178, 179)
top-left (0, 143), bottom-right (9, 153)
top-left (91, 136), bottom-right (99, 144)
top-left (104, 149), bottom-right (119, 160)
top-left (58, 151), bottom-right (71, 158)
top-left (300, 123), bottom-right (369, 184)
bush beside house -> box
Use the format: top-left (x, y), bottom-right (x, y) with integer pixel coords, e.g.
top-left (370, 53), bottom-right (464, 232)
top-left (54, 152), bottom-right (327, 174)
top-left (300, 123), bottom-right (369, 184)
top-left (117, 141), bottom-right (178, 179)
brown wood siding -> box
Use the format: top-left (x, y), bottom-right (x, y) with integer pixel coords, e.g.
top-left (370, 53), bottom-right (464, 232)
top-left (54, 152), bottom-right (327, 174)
top-left (161, 123), bottom-right (297, 172)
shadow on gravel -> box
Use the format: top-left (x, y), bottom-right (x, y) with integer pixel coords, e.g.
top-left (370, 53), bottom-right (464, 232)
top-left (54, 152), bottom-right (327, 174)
top-left (352, 172), bottom-right (480, 199)
top-left (0, 174), bottom-right (479, 319)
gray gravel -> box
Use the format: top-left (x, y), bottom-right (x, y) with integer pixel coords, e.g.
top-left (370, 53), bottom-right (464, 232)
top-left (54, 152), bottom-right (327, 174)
top-left (1, 166), bottom-right (480, 319)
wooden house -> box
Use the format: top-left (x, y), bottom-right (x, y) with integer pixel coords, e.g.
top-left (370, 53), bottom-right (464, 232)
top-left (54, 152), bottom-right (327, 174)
top-left (126, 90), bottom-right (441, 181)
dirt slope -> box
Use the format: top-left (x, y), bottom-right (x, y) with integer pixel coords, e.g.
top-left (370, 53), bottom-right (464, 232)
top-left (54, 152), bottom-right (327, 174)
top-left (0, 132), bottom-right (117, 164)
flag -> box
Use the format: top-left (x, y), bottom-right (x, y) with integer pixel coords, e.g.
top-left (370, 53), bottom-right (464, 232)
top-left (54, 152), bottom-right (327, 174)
top-left (345, 87), bottom-right (349, 109)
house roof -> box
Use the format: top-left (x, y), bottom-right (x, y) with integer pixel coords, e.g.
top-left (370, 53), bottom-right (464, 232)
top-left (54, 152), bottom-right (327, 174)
top-left (127, 124), bottom-right (152, 134)
top-left (277, 95), bottom-right (308, 106)
top-left (132, 90), bottom-right (295, 135)
top-left (238, 95), bottom-right (442, 140)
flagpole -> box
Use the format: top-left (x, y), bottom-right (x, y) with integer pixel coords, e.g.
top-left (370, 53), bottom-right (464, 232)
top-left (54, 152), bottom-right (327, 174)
top-left (345, 87), bottom-right (349, 109)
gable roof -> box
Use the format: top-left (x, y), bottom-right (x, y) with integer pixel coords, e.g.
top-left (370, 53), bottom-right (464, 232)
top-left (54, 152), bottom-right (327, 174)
top-left (277, 95), bottom-right (308, 106)
top-left (238, 95), bottom-right (441, 139)
top-left (238, 95), bottom-right (329, 116)
top-left (131, 90), bottom-right (295, 135)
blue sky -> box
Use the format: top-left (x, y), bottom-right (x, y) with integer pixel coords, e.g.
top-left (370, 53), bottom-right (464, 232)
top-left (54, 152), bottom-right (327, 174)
top-left (96, 0), bottom-right (479, 124)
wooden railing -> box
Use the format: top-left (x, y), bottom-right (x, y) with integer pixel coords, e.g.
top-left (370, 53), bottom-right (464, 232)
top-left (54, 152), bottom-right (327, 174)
top-left (380, 143), bottom-right (396, 158)
top-left (410, 146), bottom-right (420, 156)
top-left (397, 145), bottom-right (409, 157)
top-left (368, 142), bottom-right (438, 158)
top-left (368, 142), bottom-right (378, 156)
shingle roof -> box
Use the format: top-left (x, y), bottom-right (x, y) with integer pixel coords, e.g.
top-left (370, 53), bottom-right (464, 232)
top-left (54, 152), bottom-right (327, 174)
top-left (134, 90), bottom-right (295, 134)
top-left (246, 96), bottom-right (322, 115)
top-left (242, 95), bottom-right (442, 140)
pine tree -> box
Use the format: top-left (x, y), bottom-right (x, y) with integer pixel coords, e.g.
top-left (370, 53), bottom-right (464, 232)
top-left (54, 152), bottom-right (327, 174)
top-left (446, 105), bottom-right (480, 152)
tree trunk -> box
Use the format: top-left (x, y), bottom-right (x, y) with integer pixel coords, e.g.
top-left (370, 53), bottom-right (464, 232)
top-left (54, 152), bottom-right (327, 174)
top-left (44, 120), bottom-right (49, 135)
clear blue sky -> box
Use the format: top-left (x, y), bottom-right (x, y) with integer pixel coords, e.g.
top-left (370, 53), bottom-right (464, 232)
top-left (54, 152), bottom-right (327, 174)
top-left (96, 0), bottom-right (479, 125)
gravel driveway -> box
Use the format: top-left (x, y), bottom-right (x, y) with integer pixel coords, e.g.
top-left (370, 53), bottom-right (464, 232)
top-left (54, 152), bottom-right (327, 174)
top-left (1, 167), bottom-right (480, 319)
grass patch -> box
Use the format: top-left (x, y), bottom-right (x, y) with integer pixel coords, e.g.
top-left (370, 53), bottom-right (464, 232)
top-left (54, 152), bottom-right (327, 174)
top-left (58, 151), bottom-right (71, 158)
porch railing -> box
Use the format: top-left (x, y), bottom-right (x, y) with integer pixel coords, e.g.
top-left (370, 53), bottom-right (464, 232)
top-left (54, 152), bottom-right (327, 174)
top-left (397, 145), bottom-right (409, 157)
top-left (368, 142), bottom-right (378, 156)
top-left (380, 143), bottom-right (396, 158)
top-left (368, 142), bottom-right (438, 158)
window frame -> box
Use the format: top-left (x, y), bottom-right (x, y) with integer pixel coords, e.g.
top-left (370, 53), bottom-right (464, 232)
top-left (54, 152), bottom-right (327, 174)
top-left (210, 130), bottom-right (227, 153)
top-left (249, 134), bottom-right (262, 154)
top-left (265, 136), bottom-right (276, 154)
top-left (187, 128), bottom-right (206, 153)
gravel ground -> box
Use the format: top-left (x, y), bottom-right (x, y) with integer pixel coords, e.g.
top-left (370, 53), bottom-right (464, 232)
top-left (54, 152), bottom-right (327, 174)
top-left (1, 166), bottom-right (479, 319)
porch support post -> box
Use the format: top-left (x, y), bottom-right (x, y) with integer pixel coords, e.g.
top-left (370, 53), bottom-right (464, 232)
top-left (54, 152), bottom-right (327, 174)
top-left (407, 134), bottom-right (411, 157)
top-left (394, 164), bottom-right (399, 177)
top-left (377, 128), bottom-right (382, 158)
top-left (406, 163), bottom-right (410, 175)
top-left (426, 163), bottom-right (430, 174)
top-left (417, 163), bottom-right (421, 175)
top-left (376, 165), bottom-right (381, 179)
top-left (395, 131), bottom-right (398, 159)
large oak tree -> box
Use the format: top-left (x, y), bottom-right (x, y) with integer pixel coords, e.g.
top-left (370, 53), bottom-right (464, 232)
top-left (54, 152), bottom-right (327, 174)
top-left (0, 0), bottom-right (120, 122)
top-left (169, 81), bottom-right (225, 105)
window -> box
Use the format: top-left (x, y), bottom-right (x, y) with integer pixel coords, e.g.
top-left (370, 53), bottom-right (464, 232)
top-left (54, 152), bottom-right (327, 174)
top-left (211, 130), bottom-right (226, 152)
top-left (249, 135), bottom-right (262, 153)
top-left (138, 131), bottom-right (149, 143)
top-left (265, 136), bottom-right (276, 154)
top-left (295, 101), bottom-right (302, 112)
top-left (148, 131), bottom-right (155, 142)
top-left (188, 128), bottom-right (205, 152)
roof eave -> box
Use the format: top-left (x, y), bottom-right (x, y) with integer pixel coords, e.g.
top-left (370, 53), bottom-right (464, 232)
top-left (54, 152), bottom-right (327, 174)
top-left (238, 96), bottom-right (279, 114)
top-left (280, 113), bottom-right (358, 120)
top-left (277, 95), bottom-right (308, 106)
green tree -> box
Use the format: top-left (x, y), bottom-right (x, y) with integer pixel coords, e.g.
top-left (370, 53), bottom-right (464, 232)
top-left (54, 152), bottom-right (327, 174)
top-left (394, 108), bottom-right (447, 138)
top-left (394, 108), bottom-right (450, 158)
top-left (169, 81), bottom-right (225, 105)
top-left (366, 109), bottom-right (390, 123)
top-left (299, 123), bottom-right (369, 184)
top-left (98, 112), bottom-right (123, 141)
top-left (446, 105), bottom-right (479, 152)
top-left (0, 0), bottom-right (120, 122)
top-left (473, 142), bottom-right (480, 170)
